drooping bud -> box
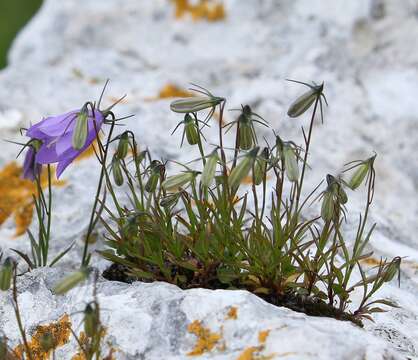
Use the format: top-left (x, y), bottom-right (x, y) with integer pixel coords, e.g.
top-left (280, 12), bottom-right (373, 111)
top-left (326, 174), bottom-right (347, 204)
top-left (116, 132), bottom-right (130, 159)
top-left (287, 82), bottom-right (324, 118)
top-left (112, 155), bottom-right (124, 186)
top-left (160, 192), bottom-right (181, 208)
top-left (84, 303), bottom-right (100, 338)
top-left (184, 114), bottom-right (199, 145)
top-left (229, 147), bottom-right (259, 189)
top-left (170, 95), bottom-right (224, 114)
top-left (0, 258), bottom-right (13, 291)
top-left (253, 147), bottom-right (269, 185)
top-left (162, 171), bottom-right (198, 191)
top-left (72, 104), bottom-right (89, 150)
top-left (283, 144), bottom-right (299, 182)
top-left (321, 190), bottom-right (335, 223)
top-left (348, 155), bottom-right (376, 190)
top-left (145, 160), bottom-right (164, 193)
top-left (53, 268), bottom-right (90, 295)
top-left (201, 149), bottom-right (219, 187)
top-left (382, 257), bottom-right (401, 284)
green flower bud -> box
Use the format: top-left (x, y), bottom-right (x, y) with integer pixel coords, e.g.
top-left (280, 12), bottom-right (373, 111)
top-left (239, 122), bottom-right (253, 150)
top-left (348, 155), bottom-right (376, 190)
top-left (184, 114), bottom-right (199, 145)
top-left (0, 258), bottom-right (13, 291)
top-left (383, 257), bottom-right (401, 283)
top-left (53, 268), bottom-right (90, 295)
top-left (253, 147), bottom-right (269, 185)
top-left (112, 156), bottom-right (124, 186)
top-left (170, 96), bottom-right (224, 114)
top-left (321, 190), bottom-right (335, 222)
top-left (201, 149), bottom-right (219, 187)
top-left (84, 303), bottom-right (100, 338)
top-left (283, 144), bottom-right (299, 182)
top-left (145, 173), bottom-right (159, 193)
top-left (160, 192), bottom-right (181, 208)
top-left (72, 105), bottom-right (89, 150)
top-left (162, 171), bottom-right (198, 191)
top-left (116, 132), bottom-right (130, 159)
top-left (326, 174), bottom-right (347, 204)
top-left (287, 83), bottom-right (323, 118)
top-left (229, 147), bottom-right (259, 189)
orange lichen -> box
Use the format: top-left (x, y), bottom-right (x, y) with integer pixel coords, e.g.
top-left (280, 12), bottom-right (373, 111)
top-left (187, 320), bottom-right (222, 356)
top-left (172, 0), bottom-right (226, 22)
top-left (258, 330), bottom-right (270, 344)
top-left (13, 315), bottom-right (72, 360)
top-left (158, 84), bottom-right (194, 99)
top-left (0, 162), bottom-right (64, 236)
top-left (359, 257), bottom-right (381, 266)
top-left (236, 347), bottom-right (261, 360)
top-left (226, 306), bottom-right (238, 320)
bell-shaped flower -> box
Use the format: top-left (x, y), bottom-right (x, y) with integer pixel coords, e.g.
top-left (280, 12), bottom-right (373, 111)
top-left (26, 108), bottom-right (104, 178)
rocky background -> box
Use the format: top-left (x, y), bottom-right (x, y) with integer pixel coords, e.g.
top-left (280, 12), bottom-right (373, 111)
top-left (0, 1), bottom-right (417, 359)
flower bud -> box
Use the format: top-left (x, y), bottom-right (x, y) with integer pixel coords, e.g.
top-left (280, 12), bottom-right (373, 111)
top-left (162, 171), bottom-right (197, 191)
top-left (253, 147), bottom-right (269, 185)
top-left (112, 156), bottom-right (124, 186)
top-left (145, 161), bottom-right (164, 193)
top-left (184, 114), bottom-right (199, 145)
top-left (116, 132), bottom-right (130, 159)
top-left (238, 121), bottom-right (253, 150)
top-left (321, 190), bottom-right (335, 222)
top-left (348, 155), bottom-right (376, 190)
top-left (283, 144), bottom-right (299, 182)
top-left (53, 268), bottom-right (90, 294)
top-left (326, 174), bottom-right (347, 204)
top-left (287, 83), bottom-right (323, 118)
top-left (383, 257), bottom-right (401, 283)
top-left (170, 96), bottom-right (223, 114)
top-left (160, 192), bottom-right (181, 208)
top-left (84, 303), bottom-right (100, 338)
top-left (201, 149), bottom-right (219, 187)
top-left (72, 105), bottom-right (89, 150)
top-left (0, 258), bottom-right (13, 291)
top-left (229, 147), bottom-right (259, 189)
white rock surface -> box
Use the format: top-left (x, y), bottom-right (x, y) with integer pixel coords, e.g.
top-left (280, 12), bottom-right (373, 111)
top-left (0, 0), bottom-right (418, 359)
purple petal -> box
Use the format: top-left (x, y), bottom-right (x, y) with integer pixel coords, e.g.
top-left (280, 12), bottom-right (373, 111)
top-left (22, 147), bottom-right (41, 181)
top-left (56, 156), bottom-right (75, 179)
top-left (35, 142), bottom-right (60, 164)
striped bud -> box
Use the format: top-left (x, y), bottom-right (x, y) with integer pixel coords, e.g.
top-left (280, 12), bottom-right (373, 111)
top-left (253, 147), bottom-right (269, 185)
top-left (229, 147), bottom-right (259, 189)
top-left (321, 190), bottom-right (335, 222)
top-left (201, 149), bottom-right (219, 187)
top-left (116, 132), bottom-right (130, 159)
top-left (72, 105), bottom-right (89, 150)
top-left (287, 83), bottom-right (323, 118)
top-left (383, 257), bottom-right (401, 283)
top-left (184, 114), bottom-right (199, 145)
top-left (160, 192), bottom-right (181, 208)
top-left (53, 268), bottom-right (90, 295)
top-left (162, 171), bottom-right (197, 191)
top-left (145, 161), bottom-right (164, 193)
top-left (348, 155), bottom-right (376, 190)
top-left (283, 144), bottom-right (299, 182)
top-left (326, 174), bottom-right (347, 204)
top-left (170, 95), bottom-right (224, 114)
top-left (84, 303), bottom-right (100, 338)
top-left (112, 156), bottom-right (124, 186)
top-left (0, 258), bottom-right (13, 291)
top-left (239, 122), bottom-right (253, 150)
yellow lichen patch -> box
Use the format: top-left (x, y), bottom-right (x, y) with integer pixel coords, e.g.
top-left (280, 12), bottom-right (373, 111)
top-left (172, 0), bottom-right (226, 22)
top-left (187, 320), bottom-right (222, 356)
top-left (236, 347), bottom-right (261, 360)
top-left (359, 257), bottom-right (382, 266)
top-left (0, 162), bottom-right (64, 236)
top-left (226, 306), bottom-right (238, 320)
top-left (14, 315), bottom-right (72, 360)
top-left (258, 330), bottom-right (270, 344)
top-left (157, 84), bottom-right (194, 99)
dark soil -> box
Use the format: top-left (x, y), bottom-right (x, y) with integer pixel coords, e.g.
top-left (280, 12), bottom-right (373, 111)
top-left (102, 263), bottom-right (363, 327)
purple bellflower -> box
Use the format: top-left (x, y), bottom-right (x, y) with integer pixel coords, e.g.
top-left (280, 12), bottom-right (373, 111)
top-left (25, 107), bottom-right (104, 179)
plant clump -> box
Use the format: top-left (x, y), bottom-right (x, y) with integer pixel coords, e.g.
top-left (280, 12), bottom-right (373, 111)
top-left (97, 81), bottom-right (401, 326)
